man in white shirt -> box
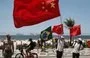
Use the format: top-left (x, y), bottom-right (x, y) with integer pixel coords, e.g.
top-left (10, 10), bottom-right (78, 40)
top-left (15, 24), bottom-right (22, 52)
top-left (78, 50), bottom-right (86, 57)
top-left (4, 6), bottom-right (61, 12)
top-left (72, 38), bottom-right (83, 58)
top-left (56, 36), bottom-right (65, 58)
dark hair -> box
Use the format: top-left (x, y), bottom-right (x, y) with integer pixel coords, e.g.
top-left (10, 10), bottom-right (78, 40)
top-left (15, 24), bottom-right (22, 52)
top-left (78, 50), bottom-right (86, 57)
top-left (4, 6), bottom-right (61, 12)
top-left (79, 40), bottom-right (82, 44)
top-left (6, 34), bottom-right (11, 40)
top-left (29, 38), bottom-right (32, 41)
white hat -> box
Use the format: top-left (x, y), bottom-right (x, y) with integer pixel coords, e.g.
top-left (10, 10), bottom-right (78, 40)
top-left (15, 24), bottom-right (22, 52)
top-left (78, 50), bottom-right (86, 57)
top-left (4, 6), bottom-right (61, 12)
top-left (61, 36), bottom-right (64, 39)
top-left (78, 38), bottom-right (82, 41)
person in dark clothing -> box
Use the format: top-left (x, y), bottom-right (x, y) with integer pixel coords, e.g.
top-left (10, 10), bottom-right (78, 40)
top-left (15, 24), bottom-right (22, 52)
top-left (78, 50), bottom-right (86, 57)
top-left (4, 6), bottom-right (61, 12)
top-left (26, 38), bottom-right (36, 56)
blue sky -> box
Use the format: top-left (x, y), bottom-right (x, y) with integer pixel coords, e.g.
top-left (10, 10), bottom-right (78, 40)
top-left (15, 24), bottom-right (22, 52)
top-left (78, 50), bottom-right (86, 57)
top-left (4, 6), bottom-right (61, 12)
top-left (0, 0), bottom-right (90, 35)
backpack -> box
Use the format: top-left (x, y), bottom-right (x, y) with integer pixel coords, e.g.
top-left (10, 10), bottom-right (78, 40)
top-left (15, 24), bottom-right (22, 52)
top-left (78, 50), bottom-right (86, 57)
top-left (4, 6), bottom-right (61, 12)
top-left (33, 42), bottom-right (36, 47)
top-left (30, 42), bottom-right (36, 49)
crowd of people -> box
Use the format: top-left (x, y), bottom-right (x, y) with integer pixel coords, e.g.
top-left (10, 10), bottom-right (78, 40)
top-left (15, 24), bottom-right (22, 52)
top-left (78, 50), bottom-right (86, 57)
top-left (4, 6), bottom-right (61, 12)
top-left (0, 35), bottom-right (36, 58)
top-left (0, 34), bottom-right (85, 58)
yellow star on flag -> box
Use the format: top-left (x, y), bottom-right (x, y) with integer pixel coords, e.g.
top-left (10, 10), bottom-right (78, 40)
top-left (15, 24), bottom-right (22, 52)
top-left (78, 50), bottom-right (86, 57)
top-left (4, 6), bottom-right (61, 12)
top-left (50, 2), bottom-right (55, 8)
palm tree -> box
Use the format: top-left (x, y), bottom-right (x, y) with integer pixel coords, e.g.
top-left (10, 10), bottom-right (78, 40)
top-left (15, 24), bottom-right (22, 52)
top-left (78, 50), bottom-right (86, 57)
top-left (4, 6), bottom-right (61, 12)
top-left (64, 17), bottom-right (75, 46)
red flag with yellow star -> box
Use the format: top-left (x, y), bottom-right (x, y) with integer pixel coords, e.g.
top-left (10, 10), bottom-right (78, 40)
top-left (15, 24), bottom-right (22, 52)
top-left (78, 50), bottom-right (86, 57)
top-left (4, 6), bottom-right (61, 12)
top-left (13, 0), bottom-right (60, 28)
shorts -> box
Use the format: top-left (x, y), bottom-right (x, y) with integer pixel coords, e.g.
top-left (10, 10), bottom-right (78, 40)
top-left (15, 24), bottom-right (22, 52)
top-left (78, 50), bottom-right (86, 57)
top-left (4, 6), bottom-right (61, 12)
top-left (3, 49), bottom-right (13, 57)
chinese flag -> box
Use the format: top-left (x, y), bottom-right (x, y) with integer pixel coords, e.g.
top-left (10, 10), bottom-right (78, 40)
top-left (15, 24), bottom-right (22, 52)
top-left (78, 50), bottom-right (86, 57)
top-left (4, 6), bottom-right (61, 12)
top-left (52, 24), bottom-right (63, 34)
top-left (70, 25), bottom-right (81, 36)
top-left (13, 0), bottom-right (60, 28)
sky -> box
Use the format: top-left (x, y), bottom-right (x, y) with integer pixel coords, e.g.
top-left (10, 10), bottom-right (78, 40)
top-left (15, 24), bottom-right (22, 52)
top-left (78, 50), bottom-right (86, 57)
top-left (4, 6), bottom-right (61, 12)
top-left (0, 0), bottom-right (90, 35)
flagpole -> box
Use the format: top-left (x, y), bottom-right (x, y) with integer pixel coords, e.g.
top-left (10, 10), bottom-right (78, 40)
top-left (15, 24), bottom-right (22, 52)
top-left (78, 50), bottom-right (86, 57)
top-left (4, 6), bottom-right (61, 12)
top-left (58, 0), bottom-right (63, 24)
top-left (59, 16), bottom-right (63, 24)
top-left (59, 0), bottom-right (63, 36)
top-left (57, 0), bottom-right (63, 38)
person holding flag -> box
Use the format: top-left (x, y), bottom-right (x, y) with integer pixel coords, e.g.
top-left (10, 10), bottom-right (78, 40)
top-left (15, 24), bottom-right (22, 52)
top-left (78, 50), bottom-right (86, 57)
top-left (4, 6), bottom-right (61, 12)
top-left (40, 26), bottom-right (52, 52)
top-left (72, 38), bottom-right (84, 58)
top-left (56, 36), bottom-right (65, 58)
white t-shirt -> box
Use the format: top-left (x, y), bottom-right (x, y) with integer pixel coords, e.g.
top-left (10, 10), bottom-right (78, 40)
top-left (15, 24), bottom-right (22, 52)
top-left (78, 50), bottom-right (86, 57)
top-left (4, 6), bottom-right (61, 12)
top-left (72, 43), bottom-right (80, 53)
top-left (57, 39), bottom-right (64, 51)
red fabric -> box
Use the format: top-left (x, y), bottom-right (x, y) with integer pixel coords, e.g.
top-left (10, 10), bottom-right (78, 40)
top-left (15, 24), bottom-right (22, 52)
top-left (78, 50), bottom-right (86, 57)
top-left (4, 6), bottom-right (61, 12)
top-left (13, 0), bottom-right (60, 28)
top-left (52, 24), bottom-right (63, 34)
top-left (70, 25), bottom-right (81, 36)
top-left (87, 41), bottom-right (90, 48)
